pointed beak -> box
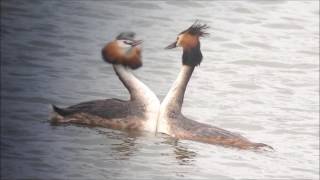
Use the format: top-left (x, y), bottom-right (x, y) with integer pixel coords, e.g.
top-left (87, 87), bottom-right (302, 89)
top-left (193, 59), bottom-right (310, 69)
top-left (165, 41), bottom-right (177, 49)
top-left (131, 40), bottom-right (143, 47)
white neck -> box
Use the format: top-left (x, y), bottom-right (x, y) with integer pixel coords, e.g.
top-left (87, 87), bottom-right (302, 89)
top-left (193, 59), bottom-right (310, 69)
top-left (158, 65), bottom-right (195, 134)
top-left (113, 64), bottom-right (160, 132)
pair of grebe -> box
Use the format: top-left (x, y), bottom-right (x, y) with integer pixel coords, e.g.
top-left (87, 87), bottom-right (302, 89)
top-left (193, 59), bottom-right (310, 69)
top-left (52, 22), bottom-right (272, 150)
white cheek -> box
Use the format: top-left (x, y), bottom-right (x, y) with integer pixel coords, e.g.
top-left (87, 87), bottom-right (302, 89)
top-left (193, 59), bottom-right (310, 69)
top-left (176, 36), bottom-right (183, 47)
top-left (117, 41), bottom-right (130, 48)
top-left (176, 40), bottom-right (181, 47)
top-left (117, 41), bottom-right (132, 53)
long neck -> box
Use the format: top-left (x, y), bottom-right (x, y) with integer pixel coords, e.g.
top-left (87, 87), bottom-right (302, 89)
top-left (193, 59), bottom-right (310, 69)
top-left (113, 64), bottom-right (160, 132)
top-left (161, 65), bottom-right (195, 114)
top-left (113, 64), bottom-right (153, 102)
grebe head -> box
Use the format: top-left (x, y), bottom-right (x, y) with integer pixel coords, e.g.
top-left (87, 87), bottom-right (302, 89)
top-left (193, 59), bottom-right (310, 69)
top-left (165, 21), bottom-right (209, 66)
top-left (102, 32), bottom-right (143, 69)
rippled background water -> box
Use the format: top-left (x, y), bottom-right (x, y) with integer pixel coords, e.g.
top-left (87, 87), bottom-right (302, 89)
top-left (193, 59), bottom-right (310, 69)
top-left (1, 0), bottom-right (319, 179)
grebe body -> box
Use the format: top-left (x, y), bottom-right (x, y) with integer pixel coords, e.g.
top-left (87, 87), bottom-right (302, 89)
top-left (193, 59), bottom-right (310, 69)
top-left (158, 22), bottom-right (272, 150)
top-left (51, 32), bottom-right (160, 132)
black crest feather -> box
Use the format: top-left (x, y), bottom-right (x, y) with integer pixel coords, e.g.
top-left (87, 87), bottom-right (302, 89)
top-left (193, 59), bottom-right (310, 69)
top-left (180, 20), bottom-right (209, 37)
top-left (116, 32), bottom-right (136, 40)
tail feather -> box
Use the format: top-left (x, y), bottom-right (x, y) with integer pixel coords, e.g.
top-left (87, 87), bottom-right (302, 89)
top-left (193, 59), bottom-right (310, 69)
top-left (253, 143), bottom-right (274, 151)
top-left (52, 104), bottom-right (67, 116)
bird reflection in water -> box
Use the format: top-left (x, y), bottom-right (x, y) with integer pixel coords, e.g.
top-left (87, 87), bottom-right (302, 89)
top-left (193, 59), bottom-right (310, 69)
top-left (96, 128), bottom-right (197, 165)
top-left (96, 129), bottom-right (142, 160)
top-left (161, 136), bottom-right (197, 166)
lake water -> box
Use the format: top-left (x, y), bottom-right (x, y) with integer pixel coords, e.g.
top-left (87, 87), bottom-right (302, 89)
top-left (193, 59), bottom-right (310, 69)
top-left (1, 0), bottom-right (319, 179)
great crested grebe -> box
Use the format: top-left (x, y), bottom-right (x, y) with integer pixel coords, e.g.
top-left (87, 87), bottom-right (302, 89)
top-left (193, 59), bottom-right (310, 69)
top-left (157, 22), bottom-right (273, 150)
top-left (51, 32), bottom-right (160, 132)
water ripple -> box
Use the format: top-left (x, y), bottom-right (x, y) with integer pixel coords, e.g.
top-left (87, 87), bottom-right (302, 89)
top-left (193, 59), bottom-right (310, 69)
top-left (1, 0), bottom-right (319, 180)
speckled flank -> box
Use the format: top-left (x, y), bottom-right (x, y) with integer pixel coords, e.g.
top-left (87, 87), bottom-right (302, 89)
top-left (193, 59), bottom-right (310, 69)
top-left (166, 114), bottom-right (272, 150)
top-left (51, 112), bottom-right (144, 131)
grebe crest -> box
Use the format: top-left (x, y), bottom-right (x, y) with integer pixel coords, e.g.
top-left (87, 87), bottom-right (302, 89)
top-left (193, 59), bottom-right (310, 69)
top-left (165, 21), bottom-right (209, 66)
top-left (102, 32), bottom-right (143, 69)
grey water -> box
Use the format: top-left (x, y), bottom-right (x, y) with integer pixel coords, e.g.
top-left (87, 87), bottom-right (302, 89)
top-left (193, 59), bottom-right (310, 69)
top-left (1, 0), bottom-right (319, 179)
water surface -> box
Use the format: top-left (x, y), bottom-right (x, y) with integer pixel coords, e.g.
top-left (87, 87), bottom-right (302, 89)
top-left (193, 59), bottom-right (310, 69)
top-left (1, 0), bottom-right (319, 179)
